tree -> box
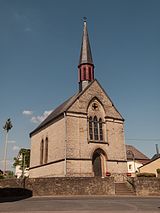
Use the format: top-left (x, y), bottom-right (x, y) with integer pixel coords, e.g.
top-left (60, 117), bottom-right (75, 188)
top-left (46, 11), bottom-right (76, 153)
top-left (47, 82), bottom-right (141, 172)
top-left (13, 148), bottom-right (30, 178)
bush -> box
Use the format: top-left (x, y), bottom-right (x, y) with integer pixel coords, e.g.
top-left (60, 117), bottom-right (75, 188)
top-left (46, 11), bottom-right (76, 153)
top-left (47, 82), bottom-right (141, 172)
top-left (137, 173), bottom-right (156, 177)
top-left (0, 174), bottom-right (4, 179)
top-left (156, 168), bottom-right (160, 174)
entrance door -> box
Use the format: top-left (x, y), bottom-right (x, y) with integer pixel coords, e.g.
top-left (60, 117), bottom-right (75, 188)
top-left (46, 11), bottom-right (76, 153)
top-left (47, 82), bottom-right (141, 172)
top-left (92, 152), bottom-right (102, 177)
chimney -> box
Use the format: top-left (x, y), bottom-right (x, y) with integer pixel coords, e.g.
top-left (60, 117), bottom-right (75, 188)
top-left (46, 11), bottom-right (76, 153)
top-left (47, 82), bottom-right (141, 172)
top-left (156, 144), bottom-right (159, 155)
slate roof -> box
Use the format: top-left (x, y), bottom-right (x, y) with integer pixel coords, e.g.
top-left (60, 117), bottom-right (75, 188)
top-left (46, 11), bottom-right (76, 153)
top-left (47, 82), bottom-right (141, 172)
top-left (126, 145), bottom-right (150, 164)
top-left (30, 93), bottom-right (79, 136)
top-left (79, 20), bottom-right (93, 65)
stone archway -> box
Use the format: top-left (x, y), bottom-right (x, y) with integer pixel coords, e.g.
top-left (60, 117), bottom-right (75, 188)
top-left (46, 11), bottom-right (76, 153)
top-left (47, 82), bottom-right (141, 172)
top-left (92, 148), bottom-right (107, 177)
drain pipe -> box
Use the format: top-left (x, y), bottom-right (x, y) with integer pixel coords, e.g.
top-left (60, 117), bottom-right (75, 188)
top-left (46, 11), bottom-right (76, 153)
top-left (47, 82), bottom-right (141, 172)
top-left (64, 112), bottom-right (67, 176)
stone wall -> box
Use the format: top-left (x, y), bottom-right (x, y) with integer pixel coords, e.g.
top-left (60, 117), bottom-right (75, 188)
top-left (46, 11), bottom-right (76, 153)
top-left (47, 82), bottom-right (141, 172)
top-left (134, 177), bottom-right (160, 196)
top-left (0, 177), bottom-right (115, 196)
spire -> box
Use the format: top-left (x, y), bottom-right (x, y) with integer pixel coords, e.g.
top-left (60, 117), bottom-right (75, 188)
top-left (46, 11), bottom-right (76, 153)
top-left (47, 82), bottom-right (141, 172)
top-left (78, 18), bottom-right (94, 92)
top-left (79, 19), bottom-right (93, 66)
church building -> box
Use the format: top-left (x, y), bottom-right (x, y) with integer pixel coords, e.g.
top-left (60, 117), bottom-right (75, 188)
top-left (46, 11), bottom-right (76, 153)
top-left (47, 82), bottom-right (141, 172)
top-left (29, 20), bottom-right (127, 178)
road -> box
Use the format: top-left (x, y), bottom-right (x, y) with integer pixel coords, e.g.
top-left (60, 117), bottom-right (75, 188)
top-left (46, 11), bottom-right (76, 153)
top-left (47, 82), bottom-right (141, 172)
top-left (0, 196), bottom-right (160, 213)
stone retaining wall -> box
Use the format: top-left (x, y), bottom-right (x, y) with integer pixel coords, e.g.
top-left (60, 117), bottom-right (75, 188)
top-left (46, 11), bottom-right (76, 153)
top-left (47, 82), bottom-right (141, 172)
top-left (134, 177), bottom-right (160, 196)
top-left (0, 177), bottom-right (115, 196)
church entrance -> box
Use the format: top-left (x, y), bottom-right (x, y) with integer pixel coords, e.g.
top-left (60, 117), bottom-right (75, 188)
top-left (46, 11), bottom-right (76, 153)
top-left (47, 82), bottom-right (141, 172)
top-left (92, 148), bottom-right (107, 177)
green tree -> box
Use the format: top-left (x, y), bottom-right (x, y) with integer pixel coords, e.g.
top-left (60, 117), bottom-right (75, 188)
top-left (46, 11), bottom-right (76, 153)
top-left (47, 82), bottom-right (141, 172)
top-left (13, 148), bottom-right (30, 178)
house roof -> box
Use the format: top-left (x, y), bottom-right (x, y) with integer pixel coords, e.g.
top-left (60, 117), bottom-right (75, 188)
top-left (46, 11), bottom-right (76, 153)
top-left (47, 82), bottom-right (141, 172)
top-left (126, 145), bottom-right (150, 162)
top-left (151, 153), bottom-right (160, 161)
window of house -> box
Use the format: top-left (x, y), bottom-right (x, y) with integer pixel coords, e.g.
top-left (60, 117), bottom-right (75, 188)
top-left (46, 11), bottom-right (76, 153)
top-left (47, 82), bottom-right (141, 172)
top-left (129, 164), bottom-right (132, 170)
top-left (99, 118), bottom-right (103, 141)
top-left (44, 137), bottom-right (48, 164)
top-left (89, 67), bottom-right (91, 79)
top-left (88, 114), bottom-right (104, 142)
top-left (83, 67), bottom-right (86, 80)
top-left (94, 116), bottom-right (99, 140)
top-left (40, 139), bottom-right (44, 165)
top-left (89, 116), bottom-right (93, 140)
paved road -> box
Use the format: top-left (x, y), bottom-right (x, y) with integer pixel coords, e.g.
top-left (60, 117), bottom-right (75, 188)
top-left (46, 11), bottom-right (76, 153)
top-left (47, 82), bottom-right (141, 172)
top-left (0, 196), bottom-right (160, 213)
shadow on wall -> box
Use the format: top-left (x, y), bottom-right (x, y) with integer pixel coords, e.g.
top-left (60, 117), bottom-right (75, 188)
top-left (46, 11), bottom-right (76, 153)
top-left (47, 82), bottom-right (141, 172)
top-left (0, 188), bottom-right (32, 203)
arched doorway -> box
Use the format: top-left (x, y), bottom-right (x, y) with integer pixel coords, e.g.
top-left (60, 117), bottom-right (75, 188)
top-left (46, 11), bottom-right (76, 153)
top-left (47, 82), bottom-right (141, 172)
top-left (92, 148), bottom-right (107, 177)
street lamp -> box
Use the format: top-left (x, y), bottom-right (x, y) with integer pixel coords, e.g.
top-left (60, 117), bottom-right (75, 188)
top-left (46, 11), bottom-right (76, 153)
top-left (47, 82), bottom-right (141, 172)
top-left (3, 118), bottom-right (13, 174)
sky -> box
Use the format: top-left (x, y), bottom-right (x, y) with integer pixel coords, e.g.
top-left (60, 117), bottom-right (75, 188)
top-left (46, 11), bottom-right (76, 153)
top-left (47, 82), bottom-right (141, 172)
top-left (0, 0), bottom-right (160, 171)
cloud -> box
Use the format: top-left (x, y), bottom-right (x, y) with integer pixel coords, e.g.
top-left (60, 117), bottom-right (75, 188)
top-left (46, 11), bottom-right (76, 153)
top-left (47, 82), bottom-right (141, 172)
top-left (24, 27), bottom-right (32, 32)
top-left (8, 140), bottom-right (16, 144)
top-left (13, 145), bottom-right (20, 151)
top-left (30, 110), bottom-right (52, 124)
top-left (22, 110), bottom-right (33, 116)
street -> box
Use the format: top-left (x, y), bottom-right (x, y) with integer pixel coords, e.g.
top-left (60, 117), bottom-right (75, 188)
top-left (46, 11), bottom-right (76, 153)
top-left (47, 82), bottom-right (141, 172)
top-left (0, 196), bottom-right (160, 213)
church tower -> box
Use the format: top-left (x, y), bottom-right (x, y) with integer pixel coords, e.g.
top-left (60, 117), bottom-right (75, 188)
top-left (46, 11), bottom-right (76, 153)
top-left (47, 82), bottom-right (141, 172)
top-left (78, 19), bottom-right (94, 92)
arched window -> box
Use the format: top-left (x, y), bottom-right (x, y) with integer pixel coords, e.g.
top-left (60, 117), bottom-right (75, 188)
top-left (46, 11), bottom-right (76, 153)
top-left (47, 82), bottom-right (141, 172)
top-left (89, 67), bottom-right (91, 79)
top-left (94, 116), bottom-right (99, 140)
top-left (89, 116), bottom-right (93, 140)
top-left (83, 67), bottom-right (86, 80)
top-left (99, 118), bottom-right (103, 141)
top-left (40, 139), bottom-right (44, 165)
top-left (44, 137), bottom-right (48, 164)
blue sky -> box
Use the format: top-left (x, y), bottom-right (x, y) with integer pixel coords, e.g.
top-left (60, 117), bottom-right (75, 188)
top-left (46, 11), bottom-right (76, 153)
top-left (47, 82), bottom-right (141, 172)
top-left (0, 0), bottom-right (160, 171)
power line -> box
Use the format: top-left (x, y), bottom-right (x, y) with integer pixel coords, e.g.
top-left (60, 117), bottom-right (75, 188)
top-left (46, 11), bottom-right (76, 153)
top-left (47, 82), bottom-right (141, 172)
top-left (126, 139), bottom-right (160, 141)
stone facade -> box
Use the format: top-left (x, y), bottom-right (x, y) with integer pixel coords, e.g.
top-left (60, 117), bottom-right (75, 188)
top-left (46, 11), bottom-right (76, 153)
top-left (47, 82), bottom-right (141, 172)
top-left (30, 80), bottom-right (127, 178)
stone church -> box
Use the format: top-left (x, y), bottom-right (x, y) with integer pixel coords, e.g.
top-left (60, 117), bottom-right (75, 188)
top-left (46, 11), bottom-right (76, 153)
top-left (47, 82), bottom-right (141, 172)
top-left (29, 21), bottom-right (127, 178)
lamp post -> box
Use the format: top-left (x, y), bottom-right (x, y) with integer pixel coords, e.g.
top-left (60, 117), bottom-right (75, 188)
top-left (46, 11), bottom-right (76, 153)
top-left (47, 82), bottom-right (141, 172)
top-left (3, 118), bottom-right (13, 174)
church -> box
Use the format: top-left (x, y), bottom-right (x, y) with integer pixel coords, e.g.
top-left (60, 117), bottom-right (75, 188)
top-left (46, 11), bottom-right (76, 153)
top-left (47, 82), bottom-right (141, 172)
top-left (29, 20), bottom-right (127, 178)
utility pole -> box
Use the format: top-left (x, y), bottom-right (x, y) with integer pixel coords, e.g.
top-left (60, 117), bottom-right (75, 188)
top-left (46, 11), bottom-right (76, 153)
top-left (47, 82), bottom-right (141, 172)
top-left (3, 118), bottom-right (13, 174)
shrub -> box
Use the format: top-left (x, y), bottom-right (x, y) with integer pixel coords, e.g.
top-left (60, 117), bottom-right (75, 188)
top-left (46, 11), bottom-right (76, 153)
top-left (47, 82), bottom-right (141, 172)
top-left (0, 174), bottom-right (4, 179)
top-left (156, 168), bottom-right (160, 174)
top-left (137, 173), bottom-right (156, 177)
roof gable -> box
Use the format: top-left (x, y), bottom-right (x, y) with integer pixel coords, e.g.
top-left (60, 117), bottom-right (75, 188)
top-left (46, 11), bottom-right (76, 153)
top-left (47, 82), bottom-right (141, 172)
top-left (30, 79), bottom-right (124, 136)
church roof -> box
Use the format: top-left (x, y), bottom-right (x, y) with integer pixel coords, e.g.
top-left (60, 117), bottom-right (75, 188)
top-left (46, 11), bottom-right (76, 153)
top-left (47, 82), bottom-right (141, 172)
top-left (126, 145), bottom-right (150, 163)
top-left (79, 20), bottom-right (93, 66)
top-left (30, 93), bottom-right (79, 136)
top-left (30, 79), bottom-right (124, 136)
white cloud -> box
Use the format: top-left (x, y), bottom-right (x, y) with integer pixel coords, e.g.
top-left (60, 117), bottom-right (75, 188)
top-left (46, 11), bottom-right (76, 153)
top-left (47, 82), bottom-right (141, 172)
top-left (22, 110), bottom-right (33, 116)
top-left (8, 140), bottom-right (16, 144)
top-left (13, 145), bottom-right (20, 151)
top-left (30, 110), bottom-right (52, 124)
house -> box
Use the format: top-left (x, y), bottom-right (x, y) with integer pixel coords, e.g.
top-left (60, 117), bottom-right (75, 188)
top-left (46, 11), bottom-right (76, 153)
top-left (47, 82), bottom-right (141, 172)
top-left (126, 145), bottom-right (150, 176)
top-left (139, 145), bottom-right (160, 176)
top-left (29, 20), bottom-right (127, 178)
top-left (139, 156), bottom-right (160, 176)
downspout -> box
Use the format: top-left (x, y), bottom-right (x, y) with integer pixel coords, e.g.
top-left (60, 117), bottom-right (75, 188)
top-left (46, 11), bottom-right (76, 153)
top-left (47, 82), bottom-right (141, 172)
top-left (64, 112), bottom-right (67, 176)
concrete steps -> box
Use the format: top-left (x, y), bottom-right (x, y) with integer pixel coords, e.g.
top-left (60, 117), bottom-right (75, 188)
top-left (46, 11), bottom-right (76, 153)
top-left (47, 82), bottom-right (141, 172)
top-left (115, 182), bottom-right (136, 196)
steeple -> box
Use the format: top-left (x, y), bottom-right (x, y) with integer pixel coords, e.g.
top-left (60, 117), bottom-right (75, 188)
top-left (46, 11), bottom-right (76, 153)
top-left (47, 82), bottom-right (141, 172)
top-left (78, 19), bottom-right (94, 92)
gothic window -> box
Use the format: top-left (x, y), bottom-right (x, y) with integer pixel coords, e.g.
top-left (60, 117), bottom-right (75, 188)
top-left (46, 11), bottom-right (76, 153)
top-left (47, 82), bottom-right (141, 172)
top-left (89, 116), bottom-right (93, 140)
top-left (94, 116), bottom-right (99, 140)
top-left (88, 115), bottom-right (104, 142)
top-left (99, 118), bottom-right (103, 141)
top-left (40, 139), bottom-right (44, 165)
top-left (44, 137), bottom-right (48, 164)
